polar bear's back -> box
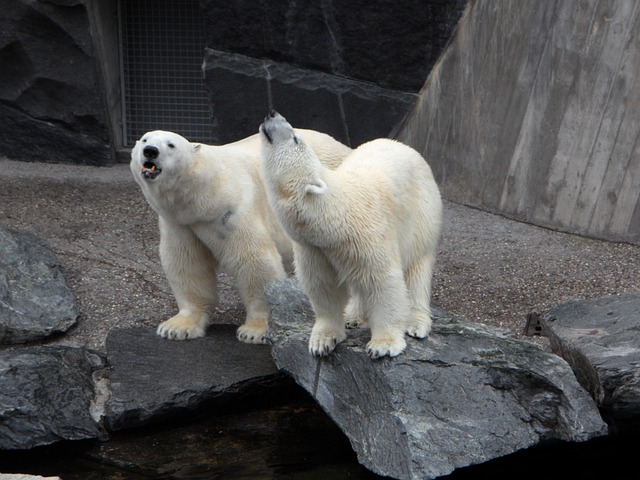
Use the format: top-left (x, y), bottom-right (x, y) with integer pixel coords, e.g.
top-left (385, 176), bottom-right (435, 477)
top-left (341, 138), bottom-right (437, 194)
top-left (337, 138), bottom-right (442, 255)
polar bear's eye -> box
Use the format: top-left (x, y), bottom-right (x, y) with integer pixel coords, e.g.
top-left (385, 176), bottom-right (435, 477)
top-left (168, 143), bottom-right (175, 149)
top-left (142, 139), bottom-right (147, 143)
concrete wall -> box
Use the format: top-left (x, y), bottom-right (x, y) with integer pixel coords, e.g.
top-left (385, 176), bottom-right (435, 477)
top-left (397, 0), bottom-right (640, 245)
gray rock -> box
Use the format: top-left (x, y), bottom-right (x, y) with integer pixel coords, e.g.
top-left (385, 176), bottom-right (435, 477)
top-left (201, 0), bottom-right (467, 92)
top-left (0, 346), bottom-right (106, 450)
top-left (105, 325), bottom-right (289, 431)
top-left (542, 294), bottom-right (640, 431)
top-left (203, 49), bottom-right (417, 147)
top-left (0, 225), bottom-right (77, 345)
top-left (0, 0), bottom-right (112, 165)
top-left (266, 278), bottom-right (608, 480)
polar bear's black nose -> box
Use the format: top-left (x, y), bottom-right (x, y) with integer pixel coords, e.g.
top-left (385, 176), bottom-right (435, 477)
top-left (143, 145), bottom-right (159, 159)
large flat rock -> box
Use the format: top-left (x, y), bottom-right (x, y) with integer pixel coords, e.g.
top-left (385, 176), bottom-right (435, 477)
top-left (105, 325), bottom-right (288, 431)
top-left (542, 294), bottom-right (640, 431)
top-left (266, 278), bottom-right (608, 480)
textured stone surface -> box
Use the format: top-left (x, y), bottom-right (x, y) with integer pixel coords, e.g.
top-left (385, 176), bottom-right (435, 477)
top-left (0, 0), bottom-right (112, 165)
top-left (266, 278), bottom-right (608, 480)
top-left (201, 0), bottom-right (468, 92)
top-left (0, 476), bottom-right (61, 480)
top-left (0, 224), bottom-right (77, 345)
top-left (105, 325), bottom-right (289, 431)
top-left (203, 49), bottom-right (417, 147)
top-left (542, 294), bottom-right (640, 431)
top-left (0, 346), bottom-right (106, 450)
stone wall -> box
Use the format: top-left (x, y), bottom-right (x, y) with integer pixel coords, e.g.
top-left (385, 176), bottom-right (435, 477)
top-left (397, 0), bottom-right (640, 245)
top-left (201, 0), bottom-right (467, 146)
top-left (0, 0), bottom-right (113, 165)
top-left (0, 0), bottom-right (467, 163)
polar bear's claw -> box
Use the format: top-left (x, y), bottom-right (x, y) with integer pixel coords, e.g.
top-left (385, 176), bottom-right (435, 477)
top-left (308, 325), bottom-right (347, 356)
top-left (236, 324), bottom-right (268, 345)
top-left (157, 316), bottom-right (206, 340)
top-left (366, 336), bottom-right (407, 359)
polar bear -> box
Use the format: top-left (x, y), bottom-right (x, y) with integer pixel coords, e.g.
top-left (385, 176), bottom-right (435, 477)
top-left (131, 128), bottom-right (351, 344)
top-left (260, 111), bottom-right (442, 358)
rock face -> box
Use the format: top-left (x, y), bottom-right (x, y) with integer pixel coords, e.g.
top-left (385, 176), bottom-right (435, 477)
top-left (200, 0), bottom-right (468, 146)
top-left (105, 325), bottom-right (288, 431)
top-left (266, 278), bottom-right (608, 480)
top-left (0, 346), bottom-right (106, 450)
top-left (203, 49), bottom-right (417, 147)
top-left (0, 0), bottom-right (112, 165)
top-left (0, 225), bottom-right (77, 344)
top-left (201, 0), bottom-right (468, 92)
top-left (542, 294), bottom-right (640, 431)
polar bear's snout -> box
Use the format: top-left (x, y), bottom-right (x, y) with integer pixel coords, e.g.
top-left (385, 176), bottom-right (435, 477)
top-left (140, 145), bottom-right (162, 180)
top-left (260, 110), bottom-right (297, 146)
top-left (143, 145), bottom-right (159, 159)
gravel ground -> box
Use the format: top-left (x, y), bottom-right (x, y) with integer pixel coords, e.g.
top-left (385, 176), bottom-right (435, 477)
top-left (1, 157), bottom-right (639, 352)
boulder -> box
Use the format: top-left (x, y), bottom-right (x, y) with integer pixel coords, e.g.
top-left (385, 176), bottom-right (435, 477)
top-left (542, 294), bottom-right (640, 432)
top-left (265, 278), bottom-right (608, 480)
top-left (203, 49), bottom-right (417, 146)
top-left (0, 346), bottom-right (106, 450)
top-left (0, 225), bottom-right (77, 345)
top-left (105, 325), bottom-right (290, 431)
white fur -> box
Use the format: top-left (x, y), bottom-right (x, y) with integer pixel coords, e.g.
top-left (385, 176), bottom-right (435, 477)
top-left (131, 128), bottom-right (351, 344)
top-left (260, 112), bottom-right (442, 358)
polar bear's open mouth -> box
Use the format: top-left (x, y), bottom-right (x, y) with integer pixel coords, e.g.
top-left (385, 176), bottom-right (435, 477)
top-left (141, 161), bottom-right (162, 179)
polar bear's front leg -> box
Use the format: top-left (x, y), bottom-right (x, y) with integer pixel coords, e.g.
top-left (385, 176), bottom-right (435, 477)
top-left (363, 271), bottom-right (411, 359)
top-left (226, 230), bottom-right (288, 345)
top-left (157, 218), bottom-right (219, 340)
top-left (294, 244), bottom-right (349, 356)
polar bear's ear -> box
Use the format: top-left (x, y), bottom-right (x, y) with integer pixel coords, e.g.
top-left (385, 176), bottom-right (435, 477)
top-left (304, 178), bottom-right (327, 195)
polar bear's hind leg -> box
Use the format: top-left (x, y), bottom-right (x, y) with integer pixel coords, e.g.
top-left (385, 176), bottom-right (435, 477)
top-left (405, 253), bottom-right (436, 339)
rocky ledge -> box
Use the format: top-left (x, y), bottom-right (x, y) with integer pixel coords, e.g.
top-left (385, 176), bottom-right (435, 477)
top-left (265, 278), bottom-right (609, 480)
top-left (1, 226), bottom-right (639, 479)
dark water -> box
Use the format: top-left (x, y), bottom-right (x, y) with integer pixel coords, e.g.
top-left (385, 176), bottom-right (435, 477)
top-left (0, 391), bottom-right (636, 480)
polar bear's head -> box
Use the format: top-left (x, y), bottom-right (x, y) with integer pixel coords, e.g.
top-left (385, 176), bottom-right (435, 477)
top-left (131, 130), bottom-right (195, 181)
top-left (260, 110), bottom-right (327, 195)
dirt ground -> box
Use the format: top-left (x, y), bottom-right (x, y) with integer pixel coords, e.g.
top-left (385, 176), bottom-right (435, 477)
top-left (1, 157), bottom-right (639, 352)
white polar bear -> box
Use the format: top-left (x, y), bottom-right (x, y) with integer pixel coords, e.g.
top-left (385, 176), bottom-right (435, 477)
top-left (260, 111), bottom-right (442, 358)
top-left (130, 128), bottom-right (351, 344)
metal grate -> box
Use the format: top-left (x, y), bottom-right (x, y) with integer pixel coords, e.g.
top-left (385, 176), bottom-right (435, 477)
top-left (119, 0), bottom-right (215, 146)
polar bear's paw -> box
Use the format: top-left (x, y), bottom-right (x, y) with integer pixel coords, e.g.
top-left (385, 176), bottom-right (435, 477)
top-left (236, 323), bottom-right (268, 345)
top-left (406, 309), bottom-right (432, 339)
top-left (367, 335), bottom-right (407, 359)
top-left (157, 314), bottom-right (206, 340)
top-left (344, 301), bottom-right (368, 329)
top-left (308, 322), bottom-right (347, 356)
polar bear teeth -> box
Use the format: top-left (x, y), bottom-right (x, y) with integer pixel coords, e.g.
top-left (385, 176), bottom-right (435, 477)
top-left (142, 162), bottom-right (161, 179)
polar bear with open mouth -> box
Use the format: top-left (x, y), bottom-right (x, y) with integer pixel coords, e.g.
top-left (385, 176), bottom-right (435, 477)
top-left (260, 111), bottom-right (442, 358)
top-left (130, 128), bottom-right (351, 344)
